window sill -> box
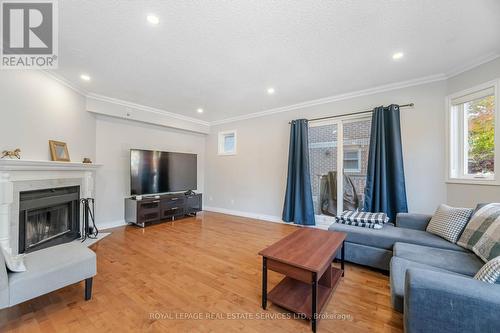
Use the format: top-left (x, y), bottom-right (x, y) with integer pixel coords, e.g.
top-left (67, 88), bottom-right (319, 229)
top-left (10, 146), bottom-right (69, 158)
top-left (446, 178), bottom-right (500, 186)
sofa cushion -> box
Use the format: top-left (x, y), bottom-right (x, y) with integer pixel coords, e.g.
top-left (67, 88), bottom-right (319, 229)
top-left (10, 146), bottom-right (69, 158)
top-left (338, 242), bottom-right (393, 271)
top-left (8, 242), bottom-right (96, 306)
top-left (390, 257), bottom-right (464, 312)
top-left (328, 223), bottom-right (467, 252)
top-left (426, 204), bottom-right (473, 243)
top-left (393, 242), bottom-right (483, 277)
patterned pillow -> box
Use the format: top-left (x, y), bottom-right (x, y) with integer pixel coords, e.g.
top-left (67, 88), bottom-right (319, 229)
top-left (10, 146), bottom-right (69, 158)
top-left (335, 218), bottom-right (383, 229)
top-left (473, 217), bottom-right (500, 263)
top-left (426, 204), bottom-right (473, 243)
top-left (458, 203), bottom-right (500, 260)
top-left (338, 211), bottom-right (389, 224)
top-left (474, 256), bottom-right (500, 284)
top-left (334, 211), bottom-right (388, 229)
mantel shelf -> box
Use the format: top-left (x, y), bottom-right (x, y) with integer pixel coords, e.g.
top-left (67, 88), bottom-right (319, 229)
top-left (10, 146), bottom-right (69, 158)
top-left (0, 159), bottom-right (102, 171)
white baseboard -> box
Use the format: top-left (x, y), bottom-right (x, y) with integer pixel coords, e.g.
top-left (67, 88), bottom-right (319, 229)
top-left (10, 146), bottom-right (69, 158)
top-left (203, 206), bottom-right (283, 223)
top-left (203, 206), bottom-right (330, 230)
top-left (95, 211), bottom-right (332, 231)
top-left (97, 219), bottom-right (128, 230)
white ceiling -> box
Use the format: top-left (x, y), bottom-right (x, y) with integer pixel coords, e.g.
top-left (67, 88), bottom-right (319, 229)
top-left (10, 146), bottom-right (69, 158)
top-left (55, 0), bottom-right (500, 122)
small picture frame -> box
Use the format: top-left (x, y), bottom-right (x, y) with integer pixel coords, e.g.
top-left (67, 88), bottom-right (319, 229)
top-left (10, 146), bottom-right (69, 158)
top-left (49, 140), bottom-right (70, 162)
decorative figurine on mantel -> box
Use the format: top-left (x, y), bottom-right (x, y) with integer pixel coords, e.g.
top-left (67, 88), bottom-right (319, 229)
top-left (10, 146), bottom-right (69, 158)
top-left (82, 157), bottom-right (92, 164)
top-left (1, 148), bottom-right (21, 159)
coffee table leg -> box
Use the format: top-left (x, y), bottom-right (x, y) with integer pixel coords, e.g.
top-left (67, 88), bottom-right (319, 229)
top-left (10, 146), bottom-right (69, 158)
top-left (311, 272), bottom-right (317, 333)
top-left (262, 257), bottom-right (267, 310)
top-left (341, 240), bottom-right (345, 277)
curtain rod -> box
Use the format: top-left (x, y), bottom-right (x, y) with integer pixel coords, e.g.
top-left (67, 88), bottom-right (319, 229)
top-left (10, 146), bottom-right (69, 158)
top-left (289, 103), bottom-right (414, 124)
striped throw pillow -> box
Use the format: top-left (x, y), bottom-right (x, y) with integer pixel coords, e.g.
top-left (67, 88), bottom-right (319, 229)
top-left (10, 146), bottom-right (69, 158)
top-left (335, 218), bottom-right (383, 229)
top-left (458, 203), bottom-right (500, 262)
top-left (334, 211), bottom-right (389, 229)
top-left (474, 256), bottom-right (500, 284)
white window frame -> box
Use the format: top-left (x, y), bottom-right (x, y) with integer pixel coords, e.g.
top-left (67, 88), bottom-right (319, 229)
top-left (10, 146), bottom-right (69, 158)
top-left (343, 148), bottom-right (362, 173)
top-left (445, 79), bottom-right (500, 185)
top-left (218, 130), bottom-right (237, 155)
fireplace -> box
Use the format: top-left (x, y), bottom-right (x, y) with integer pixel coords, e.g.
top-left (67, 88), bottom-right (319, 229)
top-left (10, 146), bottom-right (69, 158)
top-left (18, 186), bottom-right (80, 254)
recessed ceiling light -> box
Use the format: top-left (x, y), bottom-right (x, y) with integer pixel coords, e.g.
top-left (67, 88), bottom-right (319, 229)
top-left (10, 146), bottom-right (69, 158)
top-left (80, 74), bottom-right (91, 81)
top-left (197, 108), bottom-right (204, 114)
top-left (267, 87), bottom-right (275, 95)
top-left (147, 15), bottom-right (159, 25)
top-left (392, 52), bottom-right (404, 60)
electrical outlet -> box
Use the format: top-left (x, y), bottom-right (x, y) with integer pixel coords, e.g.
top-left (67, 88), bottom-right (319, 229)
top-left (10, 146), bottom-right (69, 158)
top-left (230, 199), bottom-right (235, 205)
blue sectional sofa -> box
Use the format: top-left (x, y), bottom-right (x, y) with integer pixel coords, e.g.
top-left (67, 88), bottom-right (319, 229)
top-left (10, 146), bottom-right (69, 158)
top-left (328, 213), bottom-right (467, 270)
top-left (328, 212), bottom-right (500, 333)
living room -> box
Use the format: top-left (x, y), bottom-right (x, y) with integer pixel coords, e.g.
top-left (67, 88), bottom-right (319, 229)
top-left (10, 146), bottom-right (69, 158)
top-left (0, 1), bottom-right (499, 332)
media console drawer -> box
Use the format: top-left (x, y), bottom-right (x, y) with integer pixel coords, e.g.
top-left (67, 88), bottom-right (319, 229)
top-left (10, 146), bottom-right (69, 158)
top-left (125, 193), bottom-right (202, 227)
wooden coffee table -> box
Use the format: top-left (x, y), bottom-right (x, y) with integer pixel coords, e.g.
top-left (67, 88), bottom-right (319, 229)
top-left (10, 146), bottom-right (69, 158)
top-left (258, 228), bottom-right (346, 332)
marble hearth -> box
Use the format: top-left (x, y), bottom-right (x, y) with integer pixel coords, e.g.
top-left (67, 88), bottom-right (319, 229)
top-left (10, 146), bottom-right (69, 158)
top-left (0, 160), bottom-right (101, 255)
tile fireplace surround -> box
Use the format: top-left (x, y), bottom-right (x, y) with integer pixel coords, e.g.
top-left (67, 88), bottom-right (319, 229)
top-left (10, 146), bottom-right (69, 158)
top-left (0, 160), bottom-right (101, 255)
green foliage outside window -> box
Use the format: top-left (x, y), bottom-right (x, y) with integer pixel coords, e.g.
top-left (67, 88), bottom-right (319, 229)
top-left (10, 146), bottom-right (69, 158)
top-left (467, 95), bottom-right (495, 174)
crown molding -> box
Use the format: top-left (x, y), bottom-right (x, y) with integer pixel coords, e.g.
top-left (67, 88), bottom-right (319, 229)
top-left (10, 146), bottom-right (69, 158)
top-left (86, 93), bottom-right (210, 126)
top-left (210, 73), bottom-right (447, 125)
top-left (40, 52), bottom-right (500, 128)
top-left (445, 53), bottom-right (500, 79)
top-left (41, 70), bottom-right (88, 96)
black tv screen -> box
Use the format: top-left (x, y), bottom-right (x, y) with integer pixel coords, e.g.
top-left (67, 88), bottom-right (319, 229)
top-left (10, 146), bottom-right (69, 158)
top-left (130, 149), bottom-right (197, 195)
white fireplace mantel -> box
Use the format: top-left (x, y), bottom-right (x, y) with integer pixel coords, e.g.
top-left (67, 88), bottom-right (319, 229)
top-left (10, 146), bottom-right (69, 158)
top-left (0, 159), bottom-right (102, 254)
top-left (0, 159), bottom-right (102, 171)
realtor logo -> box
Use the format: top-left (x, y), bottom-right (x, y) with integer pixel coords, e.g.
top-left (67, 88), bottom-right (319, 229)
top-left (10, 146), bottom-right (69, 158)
top-left (1, 0), bottom-right (58, 69)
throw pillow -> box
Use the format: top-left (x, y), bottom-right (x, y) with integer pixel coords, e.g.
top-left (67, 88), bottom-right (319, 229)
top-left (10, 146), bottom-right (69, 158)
top-left (1, 247), bottom-right (26, 272)
top-left (473, 216), bottom-right (500, 262)
top-left (458, 203), bottom-right (500, 252)
top-left (426, 204), bottom-right (473, 243)
top-left (474, 256), bottom-right (500, 284)
top-left (334, 211), bottom-right (389, 229)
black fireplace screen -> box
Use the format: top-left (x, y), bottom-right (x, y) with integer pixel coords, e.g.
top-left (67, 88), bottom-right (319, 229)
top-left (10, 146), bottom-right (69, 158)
top-left (25, 203), bottom-right (71, 249)
top-left (19, 186), bottom-right (80, 253)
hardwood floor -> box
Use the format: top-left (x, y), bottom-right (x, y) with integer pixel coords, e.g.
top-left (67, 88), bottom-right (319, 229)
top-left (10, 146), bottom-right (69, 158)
top-left (0, 212), bottom-right (403, 332)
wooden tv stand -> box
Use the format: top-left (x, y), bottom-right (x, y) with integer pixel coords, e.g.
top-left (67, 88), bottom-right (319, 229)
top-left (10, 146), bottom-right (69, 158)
top-left (124, 193), bottom-right (202, 227)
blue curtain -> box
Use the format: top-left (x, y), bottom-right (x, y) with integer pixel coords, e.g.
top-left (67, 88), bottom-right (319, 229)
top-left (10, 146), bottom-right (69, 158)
top-left (282, 119), bottom-right (315, 225)
top-left (364, 105), bottom-right (408, 221)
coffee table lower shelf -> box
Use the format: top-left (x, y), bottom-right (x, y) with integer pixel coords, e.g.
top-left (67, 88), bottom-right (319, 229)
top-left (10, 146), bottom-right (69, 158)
top-left (267, 267), bottom-right (342, 319)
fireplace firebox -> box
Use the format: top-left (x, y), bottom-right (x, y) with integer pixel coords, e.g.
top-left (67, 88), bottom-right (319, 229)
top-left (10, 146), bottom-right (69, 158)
top-left (18, 186), bottom-right (80, 254)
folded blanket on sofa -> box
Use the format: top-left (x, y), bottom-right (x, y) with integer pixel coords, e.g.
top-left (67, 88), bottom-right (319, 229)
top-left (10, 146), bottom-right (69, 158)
top-left (335, 211), bottom-right (389, 229)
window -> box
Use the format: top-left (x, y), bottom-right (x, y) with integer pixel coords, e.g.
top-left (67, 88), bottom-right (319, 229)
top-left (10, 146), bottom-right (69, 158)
top-left (447, 80), bottom-right (499, 183)
top-left (308, 116), bottom-right (371, 216)
top-left (344, 149), bottom-right (361, 172)
top-left (218, 130), bottom-right (237, 155)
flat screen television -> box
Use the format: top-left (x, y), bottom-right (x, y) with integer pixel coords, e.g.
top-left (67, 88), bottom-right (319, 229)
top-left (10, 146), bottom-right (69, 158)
top-left (130, 149), bottom-right (197, 195)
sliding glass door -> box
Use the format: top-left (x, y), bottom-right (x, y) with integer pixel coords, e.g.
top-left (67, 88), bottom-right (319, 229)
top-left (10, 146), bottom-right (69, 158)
top-left (308, 115), bottom-right (372, 218)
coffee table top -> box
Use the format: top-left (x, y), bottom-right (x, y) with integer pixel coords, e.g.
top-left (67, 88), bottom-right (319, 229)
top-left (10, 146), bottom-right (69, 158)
top-left (258, 228), bottom-right (346, 273)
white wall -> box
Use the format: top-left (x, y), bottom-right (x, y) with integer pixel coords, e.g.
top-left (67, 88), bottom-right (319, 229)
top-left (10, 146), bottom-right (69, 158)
top-left (205, 80), bottom-right (448, 218)
top-left (95, 115), bottom-right (206, 227)
top-left (0, 71), bottom-right (206, 229)
top-left (446, 57), bottom-right (500, 208)
top-left (0, 71), bottom-right (95, 161)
